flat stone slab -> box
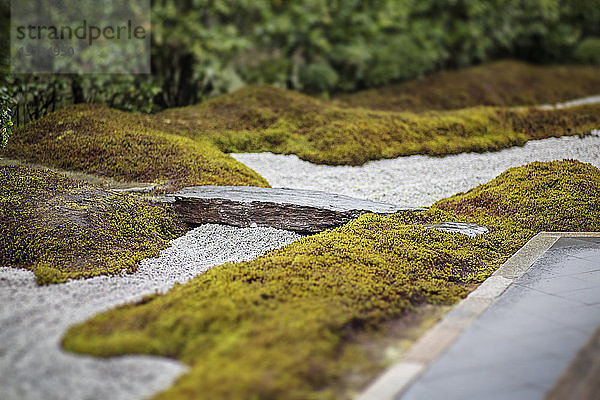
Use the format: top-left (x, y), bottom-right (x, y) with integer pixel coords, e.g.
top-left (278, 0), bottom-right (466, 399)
top-left (166, 186), bottom-right (425, 233)
top-left (399, 236), bottom-right (600, 400)
top-left (423, 222), bottom-right (489, 238)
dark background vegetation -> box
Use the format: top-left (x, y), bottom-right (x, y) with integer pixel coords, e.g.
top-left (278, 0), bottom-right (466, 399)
top-left (1, 0), bottom-right (599, 130)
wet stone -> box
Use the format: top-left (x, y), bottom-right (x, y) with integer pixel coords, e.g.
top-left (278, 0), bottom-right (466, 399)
top-left (164, 186), bottom-right (426, 234)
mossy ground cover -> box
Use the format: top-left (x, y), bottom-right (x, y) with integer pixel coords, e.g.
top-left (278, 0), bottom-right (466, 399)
top-left (162, 84), bottom-right (600, 165)
top-left (0, 165), bottom-right (186, 284)
top-left (1, 104), bottom-right (269, 192)
top-left (335, 60), bottom-right (600, 112)
top-left (63, 160), bottom-right (600, 399)
top-left (5, 62), bottom-right (599, 173)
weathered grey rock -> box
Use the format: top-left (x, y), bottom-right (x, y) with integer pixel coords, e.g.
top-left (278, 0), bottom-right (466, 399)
top-left (166, 186), bottom-right (426, 233)
top-left (111, 185), bottom-right (155, 193)
top-left (423, 222), bottom-right (489, 238)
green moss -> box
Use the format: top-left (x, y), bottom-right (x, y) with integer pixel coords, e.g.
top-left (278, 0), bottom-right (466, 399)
top-left (6, 62), bottom-right (600, 173)
top-left (0, 165), bottom-right (187, 284)
top-left (2, 104), bottom-right (269, 192)
top-left (162, 84), bottom-right (600, 165)
top-left (63, 160), bottom-right (600, 399)
top-left (335, 60), bottom-right (600, 112)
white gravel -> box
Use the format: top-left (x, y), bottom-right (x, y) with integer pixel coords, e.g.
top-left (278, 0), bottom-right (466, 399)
top-left (536, 94), bottom-right (600, 110)
top-left (232, 132), bottom-right (600, 207)
top-left (0, 224), bottom-right (301, 400)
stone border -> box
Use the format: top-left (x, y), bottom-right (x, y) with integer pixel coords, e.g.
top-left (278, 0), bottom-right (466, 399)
top-left (356, 231), bottom-right (600, 400)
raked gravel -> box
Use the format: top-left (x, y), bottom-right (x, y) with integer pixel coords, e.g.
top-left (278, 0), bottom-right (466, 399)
top-left (0, 224), bottom-right (301, 400)
top-left (232, 132), bottom-right (600, 208)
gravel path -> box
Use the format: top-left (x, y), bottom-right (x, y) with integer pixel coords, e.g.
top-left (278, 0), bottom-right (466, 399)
top-left (232, 132), bottom-right (600, 207)
top-left (0, 225), bottom-right (301, 400)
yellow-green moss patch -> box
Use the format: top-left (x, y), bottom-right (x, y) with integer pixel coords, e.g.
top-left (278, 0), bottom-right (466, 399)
top-left (7, 63), bottom-right (600, 173)
top-left (162, 85), bottom-right (600, 165)
top-left (63, 160), bottom-right (600, 399)
top-left (0, 165), bottom-right (186, 284)
top-left (2, 104), bottom-right (269, 192)
top-left (335, 60), bottom-right (600, 112)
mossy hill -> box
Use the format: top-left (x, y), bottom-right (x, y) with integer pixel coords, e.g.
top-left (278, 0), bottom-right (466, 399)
top-left (335, 60), bottom-right (600, 112)
top-left (63, 160), bottom-right (600, 399)
top-left (5, 62), bottom-right (599, 174)
top-left (1, 104), bottom-right (269, 192)
top-left (0, 165), bottom-right (186, 284)
top-left (162, 84), bottom-right (600, 165)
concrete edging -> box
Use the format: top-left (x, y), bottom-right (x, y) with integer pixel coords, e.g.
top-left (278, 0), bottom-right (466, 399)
top-left (356, 231), bottom-right (600, 400)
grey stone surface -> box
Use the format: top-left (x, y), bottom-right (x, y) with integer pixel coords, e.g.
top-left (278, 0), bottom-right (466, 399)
top-left (0, 224), bottom-right (301, 400)
top-left (422, 222), bottom-right (489, 238)
top-left (399, 237), bottom-right (600, 400)
top-left (232, 133), bottom-right (600, 208)
top-left (166, 186), bottom-right (423, 233)
top-left (111, 184), bottom-right (155, 193)
top-left (547, 324), bottom-right (600, 400)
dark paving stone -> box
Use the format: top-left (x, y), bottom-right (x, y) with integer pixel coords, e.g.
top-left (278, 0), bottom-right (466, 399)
top-left (484, 385), bottom-right (544, 400)
top-left (538, 258), bottom-right (600, 277)
top-left (519, 273), bottom-right (599, 295)
top-left (418, 368), bottom-right (517, 400)
top-left (497, 284), bottom-right (581, 318)
top-left (572, 269), bottom-right (600, 284)
top-left (473, 298), bottom-right (570, 338)
top-left (421, 325), bottom-right (522, 379)
top-left (546, 324), bottom-right (600, 400)
top-left (508, 326), bottom-right (593, 360)
top-left (501, 285), bottom-right (600, 333)
top-left (556, 286), bottom-right (600, 306)
top-left (569, 237), bottom-right (600, 245)
top-left (399, 236), bottom-right (600, 400)
top-left (549, 237), bottom-right (600, 250)
top-left (570, 249), bottom-right (600, 265)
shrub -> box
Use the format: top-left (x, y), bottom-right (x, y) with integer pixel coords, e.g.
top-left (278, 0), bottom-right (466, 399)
top-left (574, 38), bottom-right (600, 65)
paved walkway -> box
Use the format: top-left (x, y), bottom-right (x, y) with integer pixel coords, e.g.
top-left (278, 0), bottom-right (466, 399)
top-left (359, 233), bottom-right (600, 400)
top-left (400, 236), bottom-right (600, 400)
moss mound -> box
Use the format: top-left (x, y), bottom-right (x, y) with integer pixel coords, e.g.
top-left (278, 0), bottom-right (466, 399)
top-left (6, 62), bottom-right (600, 172)
top-left (2, 104), bottom-right (269, 192)
top-left (0, 165), bottom-right (186, 284)
top-left (335, 60), bottom-right (600, 112)
top-left (63, 160), bottom-right (600, 399)
top-left (163, 85), bottom-right (600, 165)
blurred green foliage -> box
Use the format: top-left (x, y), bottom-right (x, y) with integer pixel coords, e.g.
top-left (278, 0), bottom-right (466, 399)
top-left (1, 0), bottom-right (599, 129)
top-left (574, 37), bottom-right (600, 64)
